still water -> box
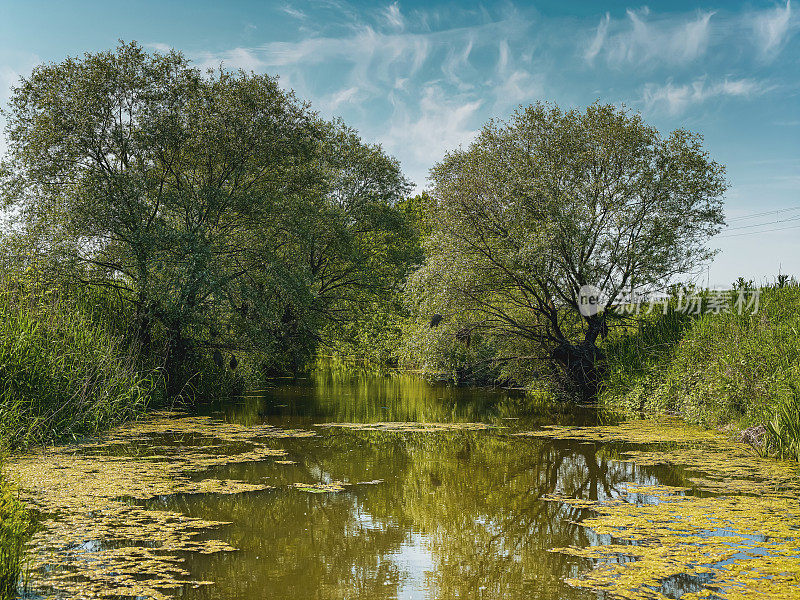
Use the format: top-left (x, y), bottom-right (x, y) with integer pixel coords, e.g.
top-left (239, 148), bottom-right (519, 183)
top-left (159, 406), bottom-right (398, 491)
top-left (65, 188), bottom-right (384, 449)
top-left (118, 368), bottom-right (688, 600)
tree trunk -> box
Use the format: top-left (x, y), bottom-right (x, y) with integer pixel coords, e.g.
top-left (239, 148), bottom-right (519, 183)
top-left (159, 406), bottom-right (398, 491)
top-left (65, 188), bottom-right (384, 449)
top-left (550, 314), bottom-right (606, 403)
top-left (165, 321), bottom-right (190, 397)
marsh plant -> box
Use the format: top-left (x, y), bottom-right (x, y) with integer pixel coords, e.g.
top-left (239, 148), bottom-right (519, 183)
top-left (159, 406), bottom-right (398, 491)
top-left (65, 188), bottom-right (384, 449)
top-left (764, 384), bottom-right (800, 460)
top-left (601, 284), bottom-right (800, 459)
top-left (0, 466), bottom-right (32, 599)
top-left (0, 272), bottom-right (154, 449)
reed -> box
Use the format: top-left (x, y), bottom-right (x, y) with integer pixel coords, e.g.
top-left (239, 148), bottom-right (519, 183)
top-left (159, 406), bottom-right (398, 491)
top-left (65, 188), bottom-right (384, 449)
top-left (0, 274), bottom-right (154, 449)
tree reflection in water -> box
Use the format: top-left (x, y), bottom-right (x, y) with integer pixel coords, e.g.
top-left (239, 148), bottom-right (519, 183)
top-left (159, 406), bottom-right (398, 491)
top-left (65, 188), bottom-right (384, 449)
top-left (146, 423), bottom-right (679, 600)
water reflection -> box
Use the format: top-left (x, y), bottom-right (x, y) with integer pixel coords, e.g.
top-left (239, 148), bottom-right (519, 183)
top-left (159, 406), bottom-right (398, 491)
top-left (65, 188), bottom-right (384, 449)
top-left (142, 369), bottom-right (685, 599)
top-left (212, 365), bottom-right (601, 429)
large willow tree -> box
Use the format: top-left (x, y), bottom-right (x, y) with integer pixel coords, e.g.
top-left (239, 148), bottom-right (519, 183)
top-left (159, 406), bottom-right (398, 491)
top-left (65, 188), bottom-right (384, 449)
top-left (1, 42), bottom-right (412, 389)
top-left (409, 102), bottom-right (727, 400)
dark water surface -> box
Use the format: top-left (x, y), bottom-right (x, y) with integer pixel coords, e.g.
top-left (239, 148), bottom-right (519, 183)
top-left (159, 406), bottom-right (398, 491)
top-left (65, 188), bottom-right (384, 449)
top-left (127, 368), bottom-right (688, 600)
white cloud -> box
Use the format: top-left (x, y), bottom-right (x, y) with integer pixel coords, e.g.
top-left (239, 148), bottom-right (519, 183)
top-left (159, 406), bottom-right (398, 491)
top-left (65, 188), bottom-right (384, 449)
top-left (493, 70), bottom-right (543, 112)
top-left (383, 2), bottom-right (405, 31)
top-left (752, 0), bottom-right (793, 58)
top-left (384, 85), bottom-right (482, 182)
top-left (591, 9), bottom-right (714, 67)
top-left (325, 86), bottom-right (363, 111)
top-left (643, 77), bottom-right (766, 115)
top-left (441, 37), bottom-right (473, 88)
top-left (194, 47), bottom-right (265, 72)
top-left (584, 13), bottom-right (610, 63)
top-left (281, 4), bottom-right (307, 21)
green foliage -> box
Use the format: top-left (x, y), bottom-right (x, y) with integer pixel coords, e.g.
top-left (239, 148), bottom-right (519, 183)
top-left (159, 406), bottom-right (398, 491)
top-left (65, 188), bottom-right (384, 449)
top-left (0, 465), bottom-right (33, 598)
top-left (601, 285), bottom-right (800, 458)
top-left (1, 42), bottom-right (413, 389)
top-left (318, 192), bottom-right (426, 373)
top-left (0, 272), bottom-right (154, 449)
top-left (406, 101), bottom-right (727, 398)
top-left (764, 385), bottom-right (800, 460)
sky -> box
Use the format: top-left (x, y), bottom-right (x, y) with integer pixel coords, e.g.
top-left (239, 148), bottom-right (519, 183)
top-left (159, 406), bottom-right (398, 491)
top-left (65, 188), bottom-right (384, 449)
top-left (0, 0), bottom-right (798, 286)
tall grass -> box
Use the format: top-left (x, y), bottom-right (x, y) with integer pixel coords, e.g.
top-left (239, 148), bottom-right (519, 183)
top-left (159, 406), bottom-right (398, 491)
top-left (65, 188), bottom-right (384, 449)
top-left (601, 286), bottom-right (800, 459)
top-left (0, 274), bottom-right (155, 449)
top-left (0, 464), bottom-right (32, 599)
top-left (764, 385), bottom-right (800, 460)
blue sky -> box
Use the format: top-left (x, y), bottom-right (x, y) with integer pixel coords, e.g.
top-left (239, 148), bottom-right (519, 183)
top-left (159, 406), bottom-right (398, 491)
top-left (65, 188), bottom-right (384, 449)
top-left (0, 0), bottom-right (798, 286)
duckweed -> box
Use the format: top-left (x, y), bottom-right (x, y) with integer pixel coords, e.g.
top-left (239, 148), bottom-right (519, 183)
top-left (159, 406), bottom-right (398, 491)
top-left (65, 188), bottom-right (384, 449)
top-left (529, 421), bottom-right (800, 599)
top-left (7, 412), bottom-right (316, 599)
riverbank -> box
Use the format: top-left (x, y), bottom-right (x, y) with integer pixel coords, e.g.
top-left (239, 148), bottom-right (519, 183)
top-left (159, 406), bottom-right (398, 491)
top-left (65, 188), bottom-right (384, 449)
top-left (0, 275), bottom-right (154, 451)
top-left (0, 464), bottom-right (32, 598)
top-left (600, 285), bottom-right (800, 459)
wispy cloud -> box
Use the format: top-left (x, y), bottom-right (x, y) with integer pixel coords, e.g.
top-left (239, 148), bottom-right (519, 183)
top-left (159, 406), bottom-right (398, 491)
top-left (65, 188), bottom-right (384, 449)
top-left (588, 8), bottom-right (714, 67)
top-left (182, 8), bottom-right (536, 187)
top-left (643, 77), bottom-right (767, 114)
top-left (383, 2), bottom-right (405, 32)
top-left (752, 0), bottom-right (793, 59)
top-left (584, 13), bottom-right (610, 63)
top-left (281, 4), bottom-right (307, 21)
top-left (144, 42), bottom-right (174, 52)
top-left (384, 84), bottom-right (482, 170)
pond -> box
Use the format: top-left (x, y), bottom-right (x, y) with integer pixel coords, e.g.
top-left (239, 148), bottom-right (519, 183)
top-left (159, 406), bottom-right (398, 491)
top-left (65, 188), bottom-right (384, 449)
top-left (10, 367), bottom-right (800, 600)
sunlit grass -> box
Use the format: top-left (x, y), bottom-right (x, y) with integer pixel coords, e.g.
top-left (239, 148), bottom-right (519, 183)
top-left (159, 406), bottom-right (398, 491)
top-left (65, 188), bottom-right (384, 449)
top-left (601, 286), bottom-right (800, 460)
top-left (0, 464), bottom-right (33, 599)
top-left (0, 274), bottom-right (155, 450)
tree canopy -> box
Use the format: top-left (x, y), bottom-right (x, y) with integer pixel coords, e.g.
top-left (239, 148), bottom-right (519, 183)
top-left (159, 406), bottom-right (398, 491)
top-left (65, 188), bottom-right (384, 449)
top-left (0, 42), bottom-right (415, 388)
top-left (408, 102), bottom-right (727, 398)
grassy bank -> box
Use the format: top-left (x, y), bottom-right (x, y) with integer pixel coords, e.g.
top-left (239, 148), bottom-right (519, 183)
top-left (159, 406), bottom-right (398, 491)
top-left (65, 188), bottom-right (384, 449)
top-left (0, 275), bottom-right (155, 450)
top-left (601, 285), bottom-right (800, 459)
top-left (0, 464), bottom-right (32, 598)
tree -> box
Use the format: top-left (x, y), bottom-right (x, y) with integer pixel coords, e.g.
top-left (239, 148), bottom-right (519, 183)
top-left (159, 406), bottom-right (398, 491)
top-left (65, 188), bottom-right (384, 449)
top-left (408, 102), bottom-right (727, 400)
top-left (229, 120), bottom-right (415, 373)
top-left (0, 42), bottom-right (415, 389)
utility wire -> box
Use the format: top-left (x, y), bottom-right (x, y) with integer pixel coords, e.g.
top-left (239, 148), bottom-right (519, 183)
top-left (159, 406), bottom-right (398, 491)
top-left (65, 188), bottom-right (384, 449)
top-left (726, 204), bottom-right (800, 222)
top-left (718, 222), bottom-right (800, 238)
top-left (725, 214), bottom-right (800, 231)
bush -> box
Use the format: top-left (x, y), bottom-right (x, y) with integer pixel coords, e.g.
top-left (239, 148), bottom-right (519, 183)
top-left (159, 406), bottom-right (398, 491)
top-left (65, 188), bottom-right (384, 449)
top-left (600, 286), bottom-right (800, 458)
top-left (0, 275), bottom-right (154, 449)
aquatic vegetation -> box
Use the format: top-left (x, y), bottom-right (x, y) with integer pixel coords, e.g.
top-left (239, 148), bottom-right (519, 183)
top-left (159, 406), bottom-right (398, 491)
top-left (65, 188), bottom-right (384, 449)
top-left (518, 418), bottom-right (800, 495)
top-left (9, 406), bottom-right (800, 600)
top-left (550, 484), bottom-right (800, 600)
top-left (514, 418), bottom-right (719, 445)
top-left (293, 481), bottom-right (347, 493)
top-left (293, 479), bottom-right (385, 494)
top-left (764, 385), bottom-right (800, 461)
top-left (0, 465), bottom-right (33, 600)
top-left (531, 421), bottom-right (800, 599)
top-left (316, 421), bottom-right (500, 432)
top-left (6, 412), bottom-right (316, 599)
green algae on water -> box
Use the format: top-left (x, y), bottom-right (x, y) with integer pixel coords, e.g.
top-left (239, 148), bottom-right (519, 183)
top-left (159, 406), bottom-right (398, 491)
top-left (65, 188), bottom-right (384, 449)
top-left (550, 483), bottom-right (800, 600)
top-left (528, 420), bottom-right (800, 600)
top-left (7, 412), bottom-right (316, 599)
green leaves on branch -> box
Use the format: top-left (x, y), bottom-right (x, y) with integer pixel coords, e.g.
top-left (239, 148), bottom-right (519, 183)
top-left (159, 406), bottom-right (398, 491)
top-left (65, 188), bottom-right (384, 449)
top-left (407, 102), bottom-right (727, 394)
top-left (1, 41), bottom-right (414, 386)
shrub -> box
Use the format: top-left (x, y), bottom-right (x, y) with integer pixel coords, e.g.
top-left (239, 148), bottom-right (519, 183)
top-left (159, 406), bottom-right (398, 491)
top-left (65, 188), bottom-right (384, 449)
top-left (0, 275), bottom-right (154, 449)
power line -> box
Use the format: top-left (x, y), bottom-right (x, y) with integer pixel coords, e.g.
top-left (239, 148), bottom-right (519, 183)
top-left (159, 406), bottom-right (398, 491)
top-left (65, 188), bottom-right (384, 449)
top-left (726, 205), bottom-right (800, 222)
top-left (718, 222), bottom-right (800, 238)
top-left (725, 214), bottom-right (800, 231)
